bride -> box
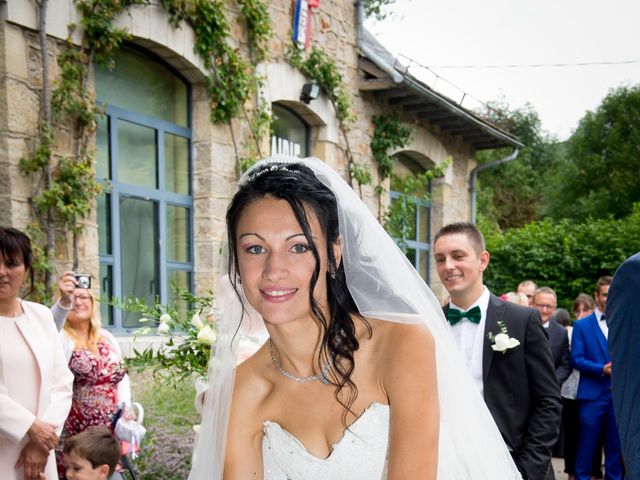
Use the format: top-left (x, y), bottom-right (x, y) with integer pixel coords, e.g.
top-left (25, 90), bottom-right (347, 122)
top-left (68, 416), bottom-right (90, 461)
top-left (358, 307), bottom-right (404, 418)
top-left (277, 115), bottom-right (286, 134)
top-left (189, 157), bottom-right (522, 479)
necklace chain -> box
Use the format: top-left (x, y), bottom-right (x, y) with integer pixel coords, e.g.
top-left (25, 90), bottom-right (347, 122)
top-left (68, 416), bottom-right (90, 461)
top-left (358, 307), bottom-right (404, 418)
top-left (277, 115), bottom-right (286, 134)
top-left (268, 338), bottom-right (332, 385)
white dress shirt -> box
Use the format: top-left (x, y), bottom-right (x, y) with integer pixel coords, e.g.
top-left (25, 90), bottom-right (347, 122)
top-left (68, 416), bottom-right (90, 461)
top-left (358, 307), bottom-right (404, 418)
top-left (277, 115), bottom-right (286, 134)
top-left (449, 286), bottom-right (491, 396)
top-left (595, 308), bottom-right (608, 339)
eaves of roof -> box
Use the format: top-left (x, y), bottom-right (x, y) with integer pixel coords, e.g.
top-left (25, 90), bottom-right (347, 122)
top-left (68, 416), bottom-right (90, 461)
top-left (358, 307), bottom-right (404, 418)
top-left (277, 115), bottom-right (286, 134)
top-left (359, 30), bottom-right (523, 150)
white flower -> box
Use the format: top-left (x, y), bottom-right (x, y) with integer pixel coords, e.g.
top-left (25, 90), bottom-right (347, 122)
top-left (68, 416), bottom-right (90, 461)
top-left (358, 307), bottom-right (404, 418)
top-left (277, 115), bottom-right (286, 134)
top-left (157, 322), bottom-right (171, 335)
top-left (196, 325), bottom-right (216, 345)
top-left (191, 311), bottom-right (204, 329)
top-left (138, 317), bottom-right (150, 323)
top-left (491, 332), bottom-right (520, 352)
top-left (159, 313), bottom-right (172, 324)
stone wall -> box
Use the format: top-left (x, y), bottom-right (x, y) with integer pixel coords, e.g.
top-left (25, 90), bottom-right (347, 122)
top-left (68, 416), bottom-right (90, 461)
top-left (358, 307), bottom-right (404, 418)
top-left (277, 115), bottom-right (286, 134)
top-left (0, 0), bottom-right (475, 303)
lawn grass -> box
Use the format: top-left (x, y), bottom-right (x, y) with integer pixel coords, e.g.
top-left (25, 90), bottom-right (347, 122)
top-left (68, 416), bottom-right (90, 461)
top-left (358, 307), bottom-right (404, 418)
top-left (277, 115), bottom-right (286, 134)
top-left (128, 370), bottom-right (200, 479)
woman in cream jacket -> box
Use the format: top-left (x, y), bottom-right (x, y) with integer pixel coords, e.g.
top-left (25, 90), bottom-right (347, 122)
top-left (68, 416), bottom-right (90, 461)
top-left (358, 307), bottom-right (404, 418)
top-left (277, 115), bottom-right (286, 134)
top-left (0, 227), bottom-right (73, 480)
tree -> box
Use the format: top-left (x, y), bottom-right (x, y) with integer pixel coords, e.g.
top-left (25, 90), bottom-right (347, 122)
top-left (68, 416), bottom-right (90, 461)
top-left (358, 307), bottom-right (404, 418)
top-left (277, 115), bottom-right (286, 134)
top-left (545, 84), bottom-right (640, 220)
top-left (476, 101), bottom-right (561, 230)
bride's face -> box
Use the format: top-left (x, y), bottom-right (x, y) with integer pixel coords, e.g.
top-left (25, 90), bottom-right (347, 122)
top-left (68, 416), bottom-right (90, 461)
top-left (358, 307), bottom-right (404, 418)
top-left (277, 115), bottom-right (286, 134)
top-left (235, 195), bottom-right (333, 326)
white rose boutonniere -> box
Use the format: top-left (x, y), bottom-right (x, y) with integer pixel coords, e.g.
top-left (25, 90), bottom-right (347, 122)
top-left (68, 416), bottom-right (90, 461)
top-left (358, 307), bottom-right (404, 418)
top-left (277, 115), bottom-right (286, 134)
top-left (488, 320), bottom-right (520, 354)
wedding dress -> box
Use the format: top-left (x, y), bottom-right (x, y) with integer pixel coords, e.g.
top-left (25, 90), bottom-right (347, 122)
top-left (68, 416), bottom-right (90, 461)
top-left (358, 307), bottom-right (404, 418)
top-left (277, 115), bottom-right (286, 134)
top-left (262, 403), bottom-right (389, 480)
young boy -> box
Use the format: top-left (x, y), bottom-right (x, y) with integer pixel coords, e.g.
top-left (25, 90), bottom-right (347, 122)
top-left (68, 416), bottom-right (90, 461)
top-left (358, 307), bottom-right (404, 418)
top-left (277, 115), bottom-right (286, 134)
top-left (63, 427), bottom-right (121, 480)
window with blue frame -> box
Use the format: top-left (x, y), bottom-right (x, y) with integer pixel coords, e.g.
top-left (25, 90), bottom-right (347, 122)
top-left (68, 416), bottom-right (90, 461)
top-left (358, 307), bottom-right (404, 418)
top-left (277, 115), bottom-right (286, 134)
top-left (389, 154), bottom-right (432, 283)
top-left (94, 48), bottom-right (192, 331)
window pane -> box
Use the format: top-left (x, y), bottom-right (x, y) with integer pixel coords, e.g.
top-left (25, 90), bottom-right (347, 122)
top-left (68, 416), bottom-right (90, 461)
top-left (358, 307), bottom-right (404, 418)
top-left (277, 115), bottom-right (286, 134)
top-left (418, 250), bottom-right (429, 282)
top-left (418, 205), bottom-right (429, 243)
top-left (96, 114), bottom-right (110, 180)
top-left (94, 49), bottom-right (188, 126)
top-left (118, 120), bottom-right (157, 188)
top-left (167, 205), bottom-right (190, 262)
top-left (270, 104), bottom-right (307, 158)
top-left (99, 263), bottom-right (113, 327)
top-left (405, 248), bottom-right (417, 267)
top-left (97, 193), bottom-right (111, 255)
top-left (168, 270), bottom-right (191, 320)
top-left (120, 197), bottom-right (158, 328)
top-left (407, 203), bottom-right (417, 240)
top-left (165, 133), bottom-right (189, 194)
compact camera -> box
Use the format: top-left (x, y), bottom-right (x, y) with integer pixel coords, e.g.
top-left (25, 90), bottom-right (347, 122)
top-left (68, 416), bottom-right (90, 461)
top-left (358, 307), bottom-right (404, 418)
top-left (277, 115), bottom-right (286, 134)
top-left (75, 273), bottom-right (92, 289)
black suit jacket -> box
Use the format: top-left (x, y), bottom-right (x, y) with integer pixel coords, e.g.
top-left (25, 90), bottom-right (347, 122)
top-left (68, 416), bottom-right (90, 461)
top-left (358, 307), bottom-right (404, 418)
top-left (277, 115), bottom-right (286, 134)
top-left (608, 252), bottom-right (640, 480)
top-left (546, 320), bottom-right (572, 385)
top-left (445, 294), bottom-right (562, 480)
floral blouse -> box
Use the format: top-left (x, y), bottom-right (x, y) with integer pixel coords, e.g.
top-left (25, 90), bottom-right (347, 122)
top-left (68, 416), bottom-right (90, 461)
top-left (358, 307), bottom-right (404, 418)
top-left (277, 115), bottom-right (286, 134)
top-left (56, 339), bottom-right (126, 478)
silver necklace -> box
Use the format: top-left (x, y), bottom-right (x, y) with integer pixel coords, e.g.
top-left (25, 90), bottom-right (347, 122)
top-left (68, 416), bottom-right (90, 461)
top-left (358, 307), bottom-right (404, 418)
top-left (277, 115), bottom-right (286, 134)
top-left (268, 338), bottom-right (332, 385)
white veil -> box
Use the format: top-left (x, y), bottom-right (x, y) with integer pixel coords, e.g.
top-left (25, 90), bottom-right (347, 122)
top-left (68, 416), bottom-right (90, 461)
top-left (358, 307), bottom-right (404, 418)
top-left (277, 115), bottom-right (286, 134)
top-left (189, 156), bottom-right (522, 479)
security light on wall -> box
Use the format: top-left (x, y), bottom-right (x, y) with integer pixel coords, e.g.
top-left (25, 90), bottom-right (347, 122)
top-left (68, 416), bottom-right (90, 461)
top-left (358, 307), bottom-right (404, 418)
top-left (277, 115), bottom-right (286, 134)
top-left (300, 82), bottom-right (320, 104)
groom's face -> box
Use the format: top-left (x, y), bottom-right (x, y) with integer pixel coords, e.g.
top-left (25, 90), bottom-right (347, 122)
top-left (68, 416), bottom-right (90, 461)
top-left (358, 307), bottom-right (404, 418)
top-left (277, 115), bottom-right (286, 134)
top-left (433, 232), bottom-right (489, 302)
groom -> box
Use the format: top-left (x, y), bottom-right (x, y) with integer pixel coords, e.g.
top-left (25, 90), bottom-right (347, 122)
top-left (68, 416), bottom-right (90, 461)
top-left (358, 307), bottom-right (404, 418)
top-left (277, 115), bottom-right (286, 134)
top-left (433, 222), bottom-right (561, 480)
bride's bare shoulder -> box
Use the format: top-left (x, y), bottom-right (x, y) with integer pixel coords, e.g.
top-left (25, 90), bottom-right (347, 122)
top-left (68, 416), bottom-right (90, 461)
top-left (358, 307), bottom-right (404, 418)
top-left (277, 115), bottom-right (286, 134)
top-left (233, 344), bottom-right (274, 408)
top-left (365, 318), bottom-right (435, 365)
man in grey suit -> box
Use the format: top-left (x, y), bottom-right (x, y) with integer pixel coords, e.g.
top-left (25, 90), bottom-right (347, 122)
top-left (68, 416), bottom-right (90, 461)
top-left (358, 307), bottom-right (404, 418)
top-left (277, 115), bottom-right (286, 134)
top-left (434, 222), bottom-right (562, 480)
top-left (533, 287), bottom-right (572, 385)
top-left (607, 252), bottom-right (640, 479)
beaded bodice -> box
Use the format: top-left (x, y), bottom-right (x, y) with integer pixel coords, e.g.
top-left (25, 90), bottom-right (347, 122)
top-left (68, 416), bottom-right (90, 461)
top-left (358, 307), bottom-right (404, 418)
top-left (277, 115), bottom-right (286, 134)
top-left (262, 402), bottom-right (389, 480)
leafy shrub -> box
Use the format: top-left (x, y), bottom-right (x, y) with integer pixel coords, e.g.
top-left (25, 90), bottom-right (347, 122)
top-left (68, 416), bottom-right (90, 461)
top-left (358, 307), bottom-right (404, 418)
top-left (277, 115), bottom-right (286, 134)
top-left (483, 204), bottom-right (640, 309)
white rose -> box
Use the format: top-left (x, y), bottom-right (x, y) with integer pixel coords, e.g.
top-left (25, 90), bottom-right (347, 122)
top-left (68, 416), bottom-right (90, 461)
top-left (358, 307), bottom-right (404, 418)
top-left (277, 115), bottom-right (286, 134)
top-left (196, 325), bottom-right (216, 345)
top-left (191, 311), bottom-right (204, 329)
top-left (157, 321), bottom-right (171, 335)
top-left (491, 333), bottom-right (520, 352)
top-left (159, 313), bottom-right (172, 324)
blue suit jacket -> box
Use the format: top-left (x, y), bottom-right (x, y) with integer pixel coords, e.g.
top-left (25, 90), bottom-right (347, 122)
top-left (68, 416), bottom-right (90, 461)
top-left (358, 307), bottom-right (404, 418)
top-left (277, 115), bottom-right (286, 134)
top-left (571, 312), bottom-right (611, 400)
top-left (608, 252), bottom-right (640, 480)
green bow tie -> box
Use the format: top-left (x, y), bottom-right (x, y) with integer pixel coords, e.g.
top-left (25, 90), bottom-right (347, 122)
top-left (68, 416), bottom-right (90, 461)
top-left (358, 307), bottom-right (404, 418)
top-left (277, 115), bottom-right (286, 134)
top-left (447, 306), bottom-right (481, 326)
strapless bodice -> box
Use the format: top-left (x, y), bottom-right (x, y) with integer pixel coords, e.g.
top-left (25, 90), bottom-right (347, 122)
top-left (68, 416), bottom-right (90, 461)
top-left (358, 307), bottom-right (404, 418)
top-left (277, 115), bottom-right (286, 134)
top-left (262, 402), bottom-right (390, 480)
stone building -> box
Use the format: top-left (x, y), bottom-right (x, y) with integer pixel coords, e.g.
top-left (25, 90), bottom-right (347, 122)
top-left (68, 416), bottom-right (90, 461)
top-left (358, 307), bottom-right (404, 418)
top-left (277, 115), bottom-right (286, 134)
top-left (0, 0), bottom-right (521, 334)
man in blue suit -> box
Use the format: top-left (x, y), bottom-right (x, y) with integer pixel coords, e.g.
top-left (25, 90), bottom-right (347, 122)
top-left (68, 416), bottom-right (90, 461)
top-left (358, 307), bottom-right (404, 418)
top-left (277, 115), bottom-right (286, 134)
top-left (572, 275), bottom-right (623, 480)
top-left (608, 252), bottom-right (640, 480)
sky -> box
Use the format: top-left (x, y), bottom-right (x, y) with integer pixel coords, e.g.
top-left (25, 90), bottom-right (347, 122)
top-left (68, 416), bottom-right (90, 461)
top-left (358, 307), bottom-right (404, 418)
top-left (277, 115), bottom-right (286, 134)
top-left (365, 0), bottom-right (640, 140)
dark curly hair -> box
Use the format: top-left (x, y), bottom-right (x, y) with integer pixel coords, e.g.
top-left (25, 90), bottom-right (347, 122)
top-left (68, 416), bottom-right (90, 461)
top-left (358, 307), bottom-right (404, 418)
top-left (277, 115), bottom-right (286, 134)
top-left (226, 162), bottom-right (369, 418)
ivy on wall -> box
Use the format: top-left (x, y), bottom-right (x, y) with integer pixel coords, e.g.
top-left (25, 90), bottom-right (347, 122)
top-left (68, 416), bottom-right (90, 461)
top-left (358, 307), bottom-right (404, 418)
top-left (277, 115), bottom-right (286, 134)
top-left (21, 0), bottom-right (406, 297)
top-left (22, 0), bottom-right (272, 296)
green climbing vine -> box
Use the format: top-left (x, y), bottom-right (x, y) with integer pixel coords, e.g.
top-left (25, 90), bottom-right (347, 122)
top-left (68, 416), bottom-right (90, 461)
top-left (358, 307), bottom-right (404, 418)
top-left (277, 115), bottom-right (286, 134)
top-left (370, 112), bottom-right (412, 218)
top-left (21, 0), bottom-right (272, 296)
top-left (286, 45), bottom-right (368, 188)
top-left (384, 163), bottom-right (449, 251)
top-left (160, 0), bottom-right (272, 173)
top-left (370, 113), bottom-right (448, 246)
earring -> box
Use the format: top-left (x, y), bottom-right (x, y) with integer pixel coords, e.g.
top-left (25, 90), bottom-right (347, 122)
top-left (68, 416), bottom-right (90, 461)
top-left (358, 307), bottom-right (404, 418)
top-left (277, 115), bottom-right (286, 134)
top-left (237, 276), bottom-right (242, 284)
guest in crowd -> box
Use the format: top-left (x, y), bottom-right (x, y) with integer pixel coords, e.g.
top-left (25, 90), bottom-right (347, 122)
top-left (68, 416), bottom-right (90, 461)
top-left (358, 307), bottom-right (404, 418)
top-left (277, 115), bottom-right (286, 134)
top-left (434, 223), bottom-right (561, 480)
top-left (517, 279), bottom-right (538, 306)
top-left (607, 252), bottom-right (640, 480)
top-left (51, 271), bottom-right (79, 329)
top-left (554, 308), bottom-right (571, 327)
top-left (54, 287), bottom-right (131, 479)
top-left (562, 294), bottom-right (603, 480)
top-left (503, 291), bottom-right (530, 306)
top-left (572, 276), bottom-right (623, 480)
top-left (532, 287), bottom-right (572, 385)
top-left (0, 226), bottom-right (74, 480)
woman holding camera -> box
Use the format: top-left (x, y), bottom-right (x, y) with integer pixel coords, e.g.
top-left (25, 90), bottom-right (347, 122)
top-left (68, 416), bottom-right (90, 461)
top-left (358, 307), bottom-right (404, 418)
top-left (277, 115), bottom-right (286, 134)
top-left (54, 285), bottom-right (131, 479)
top-left (0, 226), bottom-right (74, 480)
